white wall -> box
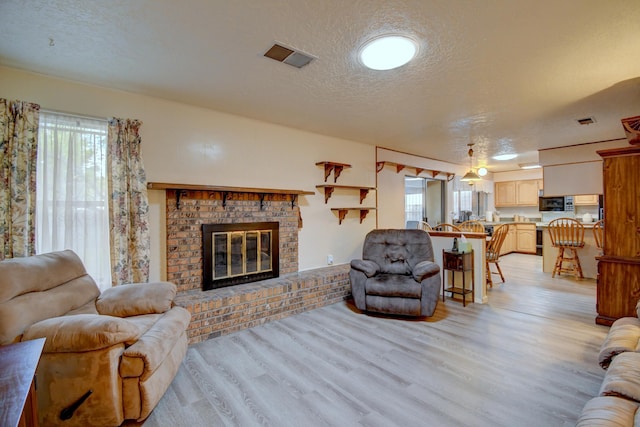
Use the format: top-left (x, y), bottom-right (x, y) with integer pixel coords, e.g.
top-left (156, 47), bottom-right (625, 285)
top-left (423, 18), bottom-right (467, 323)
top-left (538, 140), bottom-right (627, 196)
top-left (0, 66), bottom-right (376, 280)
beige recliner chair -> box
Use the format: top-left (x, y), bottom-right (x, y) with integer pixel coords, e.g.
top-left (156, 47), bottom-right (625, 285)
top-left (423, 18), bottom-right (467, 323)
top-left (0, 250), bottom-right (191, 426)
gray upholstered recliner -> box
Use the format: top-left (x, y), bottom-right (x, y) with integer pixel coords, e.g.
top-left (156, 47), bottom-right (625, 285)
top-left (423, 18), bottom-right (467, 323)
top-left (349, 229), bottom-right (441, 316)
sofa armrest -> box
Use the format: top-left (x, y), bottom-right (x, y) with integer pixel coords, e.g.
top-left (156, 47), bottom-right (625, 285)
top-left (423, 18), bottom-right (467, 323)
top-left (350, 259), bottom-right (380, 277)
top-left (413, 261), bottom-right (440, 282)
top-left (97, 282), bottom-right (177, 317)
top-left (120, 307), bottom-right (191, 380)
top-left (22, 314), bottom-right (144, 353)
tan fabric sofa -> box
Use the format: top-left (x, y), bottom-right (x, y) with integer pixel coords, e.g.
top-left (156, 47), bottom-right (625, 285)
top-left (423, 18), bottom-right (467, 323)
top-left (0, 250), bottom-right (191, 426)
top-left (577, 303), bottom-right (640, 426)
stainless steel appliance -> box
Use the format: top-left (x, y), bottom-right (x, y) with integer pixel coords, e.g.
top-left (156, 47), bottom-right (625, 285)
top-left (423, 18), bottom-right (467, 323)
top-left (538, 195), bottom-right (574, 212)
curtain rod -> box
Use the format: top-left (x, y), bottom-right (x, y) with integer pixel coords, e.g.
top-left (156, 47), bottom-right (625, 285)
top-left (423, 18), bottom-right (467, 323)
top-left (40, 108), bottom-right (109, 123)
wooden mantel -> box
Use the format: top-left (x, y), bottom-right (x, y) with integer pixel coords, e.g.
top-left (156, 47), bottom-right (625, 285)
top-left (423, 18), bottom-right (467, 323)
top-left (147, 182), bottom-right (314, 210)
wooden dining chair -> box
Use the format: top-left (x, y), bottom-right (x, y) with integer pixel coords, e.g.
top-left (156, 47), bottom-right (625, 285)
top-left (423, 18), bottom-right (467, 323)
top-left (459, 220), bottom-right (485, 233)
top-left (486, 223), bottom-right (510, 287)
top-left (418, 220), bottom-right (432, 231)
top-left (593, 219), bottom-right (604, 251)
top-left (547, 217), bottom-right (585, 279)
top-left (433, 223), bottom-right (461, 232)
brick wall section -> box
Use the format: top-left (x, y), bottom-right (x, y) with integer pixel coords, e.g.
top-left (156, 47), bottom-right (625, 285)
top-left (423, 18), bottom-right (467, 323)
top-left (165, 190), bottom-right (300, 293)
top-left (175, 264), bottom-right (351, 344)
top-left (164, 189), bottom-right (352, 344)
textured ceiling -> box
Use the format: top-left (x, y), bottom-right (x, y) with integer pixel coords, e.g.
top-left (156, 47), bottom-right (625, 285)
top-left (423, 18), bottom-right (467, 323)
top-left (1, 0), bottom-right (639, 171)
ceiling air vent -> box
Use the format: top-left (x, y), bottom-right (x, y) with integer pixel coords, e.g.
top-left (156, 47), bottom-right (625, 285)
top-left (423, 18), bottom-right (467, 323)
top-left (576, 116), bottom-right (596, 125)
top-left (264, 43), bottom-right (315, 68)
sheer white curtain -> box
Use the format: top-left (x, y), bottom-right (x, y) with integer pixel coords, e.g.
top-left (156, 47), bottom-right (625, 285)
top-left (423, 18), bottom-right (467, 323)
top-left (36, 112), bottom-right (111, 290)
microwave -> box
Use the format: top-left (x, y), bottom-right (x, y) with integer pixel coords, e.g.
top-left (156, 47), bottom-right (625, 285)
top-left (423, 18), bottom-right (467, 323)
top-left (539, 195), bottom-right (574, 212)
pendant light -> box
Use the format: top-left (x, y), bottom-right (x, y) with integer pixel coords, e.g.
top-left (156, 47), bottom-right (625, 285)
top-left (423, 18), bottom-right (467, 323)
top-left (461, 143), bottom-right (481, 182)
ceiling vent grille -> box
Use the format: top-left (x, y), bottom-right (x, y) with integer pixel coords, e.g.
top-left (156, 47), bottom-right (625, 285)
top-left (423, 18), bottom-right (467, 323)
top-left (264, 43), bottom-right (315, 68)
top-left (576, 116), bottom-right (596, 125)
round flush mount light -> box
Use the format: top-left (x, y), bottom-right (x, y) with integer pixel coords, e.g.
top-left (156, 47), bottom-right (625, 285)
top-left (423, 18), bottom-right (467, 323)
top-left (477, 167), bottom-right (488, 176)
top-left (492, 153), bottom-right (518, 161)
top-left (359, 35), bottom-right (418, 70)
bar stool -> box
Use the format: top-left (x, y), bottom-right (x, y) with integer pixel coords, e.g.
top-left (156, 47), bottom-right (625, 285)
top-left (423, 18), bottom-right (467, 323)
top-left (547, 218), bottom-right (585, 279)
top-left (593, 219), bottom-right (604, 252)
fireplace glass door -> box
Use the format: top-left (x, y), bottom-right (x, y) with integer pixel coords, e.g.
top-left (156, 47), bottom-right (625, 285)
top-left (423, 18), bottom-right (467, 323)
top-left (203, 222), bottom-right (279, 290)
top-left (213, 230), bottom-right (272, 279)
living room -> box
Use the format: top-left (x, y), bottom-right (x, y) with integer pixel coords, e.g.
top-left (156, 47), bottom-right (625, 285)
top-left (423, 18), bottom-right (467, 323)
top-left (1, 1), bottom-right (640, 426)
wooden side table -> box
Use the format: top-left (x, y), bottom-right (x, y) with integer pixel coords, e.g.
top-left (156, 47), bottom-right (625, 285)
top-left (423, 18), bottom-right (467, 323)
top-left (442, 249), bottom-right (475, 306)
top-left (0, 338), bottom-right (45, 427)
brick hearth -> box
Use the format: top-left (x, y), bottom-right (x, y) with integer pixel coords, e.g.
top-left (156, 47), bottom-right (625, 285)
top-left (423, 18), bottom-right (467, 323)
top-left (177, 264), bottom-right (350, 343)
top-left (163, 188), bottom-right (351, 343)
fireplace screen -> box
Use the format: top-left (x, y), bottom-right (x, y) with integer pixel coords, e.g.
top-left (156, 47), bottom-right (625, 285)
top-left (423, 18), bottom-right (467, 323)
top-left (202, 222), bottom-right (279, 290)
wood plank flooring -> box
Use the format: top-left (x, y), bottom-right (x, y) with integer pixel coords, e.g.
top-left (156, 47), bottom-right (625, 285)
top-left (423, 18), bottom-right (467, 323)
top-left (135, 254), bottom-right (609, 427)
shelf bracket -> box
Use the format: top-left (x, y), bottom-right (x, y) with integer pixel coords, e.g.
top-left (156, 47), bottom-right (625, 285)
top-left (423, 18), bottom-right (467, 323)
top-left (336, 209), bottom-right (348, 225)
top-left (359, 209), bottom-right (370, 224)
top-left (415, 168), bottom-right (424, 176)
top-left (322, 186), bottom-right (335, 204)
top-left (260, 193), bottom-right (266, 210)
top-left (447, 173), bottom-right (455, 181)
top-left (376, 161), bottom-right (385, 173)
top-left (222, 191), bottom-right (229, 208)
top-left (176, 190), bottom-right (188, 210)
top-left (432, 170), bottom-right (439, 178)
top-left (322, 163), bottom-right (333, 182)
top-left (396, 164), bottom-right (405, 173)
top-left (333, 165), bottom-right (345, 183)
top-left (359, 188), bottom-right (370, 204)
top-left (291, 194), bottom-right (297, 209)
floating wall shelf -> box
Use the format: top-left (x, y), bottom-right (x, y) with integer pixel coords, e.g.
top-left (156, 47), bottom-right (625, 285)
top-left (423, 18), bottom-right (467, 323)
top-left (315, 185), bottom-right (376, 204)
top-left (331, 208), bottom-right (376, 225)
top-left (316, 161), bottom-right (352, 183)
top-left (376, 161), bottom-right (455, 181)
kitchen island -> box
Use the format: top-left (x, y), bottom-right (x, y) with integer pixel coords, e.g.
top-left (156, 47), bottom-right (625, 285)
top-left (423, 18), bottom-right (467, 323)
top-left (540, 222), bottom-right (600, 279)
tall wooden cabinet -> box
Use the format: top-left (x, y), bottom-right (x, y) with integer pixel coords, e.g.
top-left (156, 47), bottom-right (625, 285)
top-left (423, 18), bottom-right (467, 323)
top-left (595, 146), bottom-right (640, 326)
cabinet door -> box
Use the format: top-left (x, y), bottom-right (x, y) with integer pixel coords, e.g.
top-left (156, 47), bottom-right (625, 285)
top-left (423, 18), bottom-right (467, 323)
top-left (500, 227), bottom-right (517, 255)
top-left (574, 195), bottom-right (599, 205)
top-left (516, 180), bottom-right (540, 206)
top-left (603, 155), bottom-right (640, 257)
top-left (495, 182), bottom-right (516, 207)
top-left (597, 260), bottom-right (640, 325)
top-left (516, 225), bottom-right (536, 253)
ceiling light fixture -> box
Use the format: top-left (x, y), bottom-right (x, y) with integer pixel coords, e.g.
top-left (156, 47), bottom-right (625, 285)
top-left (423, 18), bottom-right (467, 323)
top-left (461, 144), bottom-right (481, 182)
top-left (519, 163), bottom-right (541, 169)
top-left (359, 35), bottom-right (417, 70)
top-left (477, 167), bottom-right (488, 176)
top-left (492, 153), bottom-right (517, 161)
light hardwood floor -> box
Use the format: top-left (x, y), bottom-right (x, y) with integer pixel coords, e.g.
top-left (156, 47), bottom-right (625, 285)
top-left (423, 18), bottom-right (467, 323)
top-left (136, 254), bottom-right (609, 427)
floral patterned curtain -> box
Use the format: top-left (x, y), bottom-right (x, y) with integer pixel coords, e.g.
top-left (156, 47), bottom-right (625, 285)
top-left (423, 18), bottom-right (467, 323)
top-left (0, 99), bottom-right (40, 260)
top-left (107, 118), bottom-right (150, 285)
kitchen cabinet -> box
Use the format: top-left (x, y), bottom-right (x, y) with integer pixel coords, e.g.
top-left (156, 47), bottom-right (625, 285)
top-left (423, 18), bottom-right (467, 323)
top-left (495, 179), bottom-right (542, 207)
top-left (595, 146), bottom-right (640, 326)
top-left (574, 194), bottom-right (599, 205)
top-left (500, 225), bottom-right (517, 255)
top-left (516, 224), bottom-right (537, 253)
top-left (495, 182), bottom-right (516, 207)
top-left (516, 180), bottom-right (540, 206)
top-left (500, 223), bottom-right (536, 255)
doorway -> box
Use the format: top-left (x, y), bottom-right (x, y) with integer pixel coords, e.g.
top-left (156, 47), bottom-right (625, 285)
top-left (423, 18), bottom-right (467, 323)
top-left (404, 176), bottom-right (445, 228)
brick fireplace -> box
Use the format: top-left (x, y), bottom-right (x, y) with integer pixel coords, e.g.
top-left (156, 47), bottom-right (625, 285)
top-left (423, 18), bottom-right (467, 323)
top-left (151, 183), bottom-right (351, 344)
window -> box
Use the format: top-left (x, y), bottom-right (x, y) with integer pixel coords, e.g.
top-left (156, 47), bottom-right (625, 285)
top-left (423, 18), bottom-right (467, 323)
top-left (36, 112), bottom-right (111, 289)
top-left (452, 180), bottom-right (488, 221)
top-left (404, 176), bottom-right (444, 227)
